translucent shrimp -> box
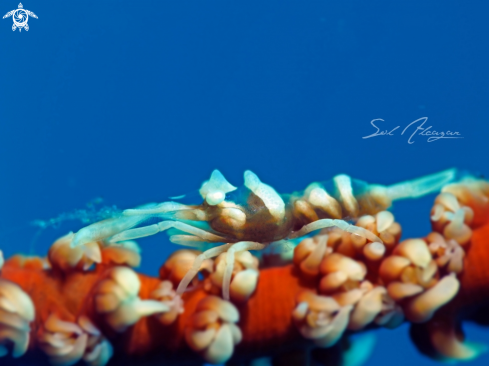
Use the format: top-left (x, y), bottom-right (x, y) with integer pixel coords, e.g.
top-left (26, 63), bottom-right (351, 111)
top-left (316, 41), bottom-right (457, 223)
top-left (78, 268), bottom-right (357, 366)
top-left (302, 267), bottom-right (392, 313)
top-left (71, 168), bottom-right (460, 300)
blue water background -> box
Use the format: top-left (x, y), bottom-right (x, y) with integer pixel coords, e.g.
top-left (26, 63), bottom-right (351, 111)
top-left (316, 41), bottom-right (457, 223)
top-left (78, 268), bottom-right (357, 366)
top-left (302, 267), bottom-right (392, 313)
top-left (1, 1), bottom-right (488, 365)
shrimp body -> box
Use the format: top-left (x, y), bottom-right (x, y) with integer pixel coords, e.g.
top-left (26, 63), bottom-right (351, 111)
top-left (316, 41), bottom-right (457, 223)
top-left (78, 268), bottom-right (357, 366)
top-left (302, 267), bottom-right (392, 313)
top-left (201, 174), bottom-right (386, 243)
top-left (71, 168), bottom-right (459, 299)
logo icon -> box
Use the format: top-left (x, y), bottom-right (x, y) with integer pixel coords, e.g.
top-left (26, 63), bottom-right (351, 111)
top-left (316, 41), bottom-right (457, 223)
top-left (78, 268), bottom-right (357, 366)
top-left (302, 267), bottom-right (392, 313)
top-left (3, 3), bottom-right (37, 32)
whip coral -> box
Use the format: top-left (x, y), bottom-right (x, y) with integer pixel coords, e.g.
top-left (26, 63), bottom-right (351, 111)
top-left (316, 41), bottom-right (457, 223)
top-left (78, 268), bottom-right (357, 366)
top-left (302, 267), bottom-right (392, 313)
top-left (0, 169), bottom-right (488, 365)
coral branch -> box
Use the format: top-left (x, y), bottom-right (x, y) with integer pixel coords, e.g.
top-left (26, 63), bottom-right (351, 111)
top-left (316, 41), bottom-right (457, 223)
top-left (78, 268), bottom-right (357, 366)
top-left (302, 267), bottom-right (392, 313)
top-left (0, 176), bottom-right (488, 365)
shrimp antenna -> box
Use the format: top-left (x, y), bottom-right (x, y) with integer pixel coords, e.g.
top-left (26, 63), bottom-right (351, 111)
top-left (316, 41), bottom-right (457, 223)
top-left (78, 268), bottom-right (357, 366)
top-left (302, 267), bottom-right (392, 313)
top-left (385, 168), bottom-right (458, 201)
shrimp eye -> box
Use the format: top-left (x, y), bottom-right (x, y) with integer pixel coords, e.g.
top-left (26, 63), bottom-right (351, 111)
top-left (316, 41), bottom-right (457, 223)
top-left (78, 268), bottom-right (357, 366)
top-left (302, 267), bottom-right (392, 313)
top-left (199, 170), bottom-right (237, 206)
top-left (206, 191), bottom-right (225, 205)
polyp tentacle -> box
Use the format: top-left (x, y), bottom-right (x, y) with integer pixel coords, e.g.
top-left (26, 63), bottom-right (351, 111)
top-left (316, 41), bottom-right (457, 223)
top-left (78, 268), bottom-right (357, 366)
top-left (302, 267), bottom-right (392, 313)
top-left (207, 250), bottom-right (260, 303)
top-left (0, 278), bottom-right (35, 358)
top-left (149, 280), bottom-right (184, 326)
top-left (185, 295), bottom-right (242, 364)
top-left (292, 291), bottom-right (353, 347)
top-left (93, 267), bottom-right (173, 332)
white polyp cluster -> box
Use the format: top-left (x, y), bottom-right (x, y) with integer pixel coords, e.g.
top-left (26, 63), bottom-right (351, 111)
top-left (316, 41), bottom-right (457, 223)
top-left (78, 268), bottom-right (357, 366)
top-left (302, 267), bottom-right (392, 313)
top-left (244, 170), bottom-right (285, 221)
top-left (48, 232), bottom-right (102, 272)
top-left (380, 240), bottom-right (436, 294)
top-left (292, 210), bottom-right (401, 279)
top-left (150, 280), bottom-right (184, 325)
top-left (292, 228), bottom-right (404, 336)
top-left (78, 316), bottom-right (113, 366)
top-left (48, 233), bottom-right (143, 272)
top-left (199, 170), bottom-right (237, 206)
top-left (292, 291), bottom-right (353, 347)
top-left (355, 211), bottom-right (401, 253)
top-left (425, 179), bottom-right (489, 362)
top-left (318, 257), bottom-right (403, 330)
top-left (408, 188), bottom-right (479, 290)
top-left (379, 238), bottom-right (461, 323)
top-left (347, 282), bottom-right (404, 330)
top-left (431, 192), bottom-right (473, 245)
top-left (185, 296), bottom-right (242, 364)
top-left (160, 249), bottom-right (214, 287)
top-left (94, 267), bottom-right (170, 332)
top-left (290, 201), bottom-right (467, 343)
top-left (292, 211), bottom-right (400, 277)
top-left (38, 314), bottom-right (113, 366)
top-left (208, 250), bottom-right (260, 302)
top-left (0, 279), bottom-right (35, 358)
top-left (38, 314), bottom-right (88, 365)
top-left (293, 234), bottom-right (332, 277)
top-left (319, 253), bottom-right (366, 294)
top-left (426, 232), bottom-right (464, 274)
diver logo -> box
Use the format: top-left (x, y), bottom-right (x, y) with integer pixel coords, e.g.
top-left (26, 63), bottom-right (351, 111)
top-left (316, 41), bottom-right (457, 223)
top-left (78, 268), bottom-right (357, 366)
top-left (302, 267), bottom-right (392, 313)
top-left (3, 3), bottom-right (37, 32)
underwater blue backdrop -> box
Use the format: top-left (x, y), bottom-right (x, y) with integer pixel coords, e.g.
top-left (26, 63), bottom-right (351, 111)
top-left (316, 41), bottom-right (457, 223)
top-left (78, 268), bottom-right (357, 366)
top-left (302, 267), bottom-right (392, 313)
top-left (1, 1), bottom-right (488, 365)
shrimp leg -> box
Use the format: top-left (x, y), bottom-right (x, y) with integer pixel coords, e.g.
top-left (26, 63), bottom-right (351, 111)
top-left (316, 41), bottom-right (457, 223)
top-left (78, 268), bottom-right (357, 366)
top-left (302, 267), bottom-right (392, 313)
top-left (176, 243), bottom-right (235, 295)
top-left (109, 221), bottom-right (228, 243)
top-left (288, 219), bottom-right (382, 243)
top-left (222, 241), bottom-right (266, 300)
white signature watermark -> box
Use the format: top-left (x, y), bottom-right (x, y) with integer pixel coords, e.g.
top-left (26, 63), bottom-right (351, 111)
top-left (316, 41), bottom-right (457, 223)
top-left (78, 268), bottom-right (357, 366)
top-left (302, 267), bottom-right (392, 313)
top-left (3, 3), bottom-right (37, 32)
top-left (362, 117), bottom-right (463, 144)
